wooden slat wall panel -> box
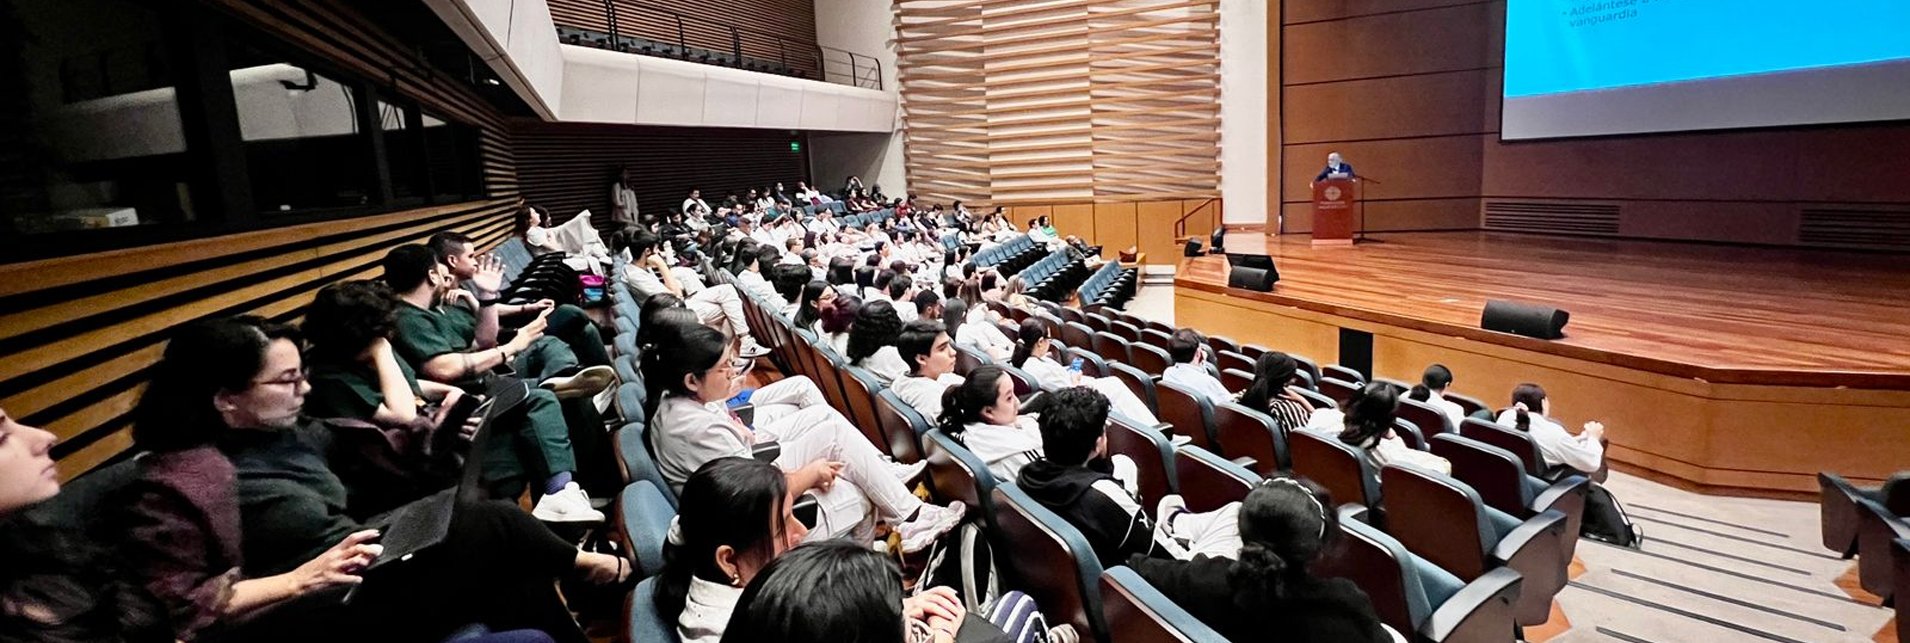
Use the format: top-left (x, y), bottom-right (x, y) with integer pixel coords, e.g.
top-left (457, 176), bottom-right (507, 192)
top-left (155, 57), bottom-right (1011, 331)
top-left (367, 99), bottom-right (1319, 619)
top-left (0, 0), bottom-right (522, 480)
top-left (548, 0), bottom-right (823, 76)
top-left (895, 0), bottom-right (1221, 207)
top-left (510, 121), bottom-right (808, 229)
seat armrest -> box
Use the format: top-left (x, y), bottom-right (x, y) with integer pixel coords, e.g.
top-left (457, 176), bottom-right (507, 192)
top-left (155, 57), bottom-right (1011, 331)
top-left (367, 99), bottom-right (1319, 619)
top-left (751, 441), bottom-right (781, 462)
top-left (1337, 504), bottom-right (1371, 525)
top-left (1491, 510), bottom-right (1567, 563)
top-left (1230, 456), bottom-right (1259, 471)
top-left (733, 403), bottom-right (755, 426)
top-left (1422, 567), bottom-right (1523, 643)
top-left (793, 493), bottom-right (820, 528)
top-left (1532, 475), bottom-right (1589, 515)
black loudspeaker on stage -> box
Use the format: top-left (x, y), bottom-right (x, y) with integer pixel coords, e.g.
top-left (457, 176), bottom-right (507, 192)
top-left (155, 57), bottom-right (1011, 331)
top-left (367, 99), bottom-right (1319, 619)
top-left (1481, 300), bottom-right (1570, 339)
top-left (1184, 238), bottom-right (1204, 257)
top-left (1225, 253), bottom-right (1279, 291)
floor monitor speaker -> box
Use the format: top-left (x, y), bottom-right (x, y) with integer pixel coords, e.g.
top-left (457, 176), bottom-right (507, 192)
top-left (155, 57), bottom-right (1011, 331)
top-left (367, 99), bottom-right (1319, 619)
top-left (1481, 300), bottom-right (1569, 339)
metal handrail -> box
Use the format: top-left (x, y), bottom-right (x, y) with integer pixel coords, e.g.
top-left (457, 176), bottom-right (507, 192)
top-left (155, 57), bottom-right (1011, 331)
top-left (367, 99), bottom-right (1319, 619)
top-left (567, 0), bottom-right (880, 88)
top-left (819, 44), bottom-right (883, 90)
top-left (1173, 198), bottom-right (1221, 238)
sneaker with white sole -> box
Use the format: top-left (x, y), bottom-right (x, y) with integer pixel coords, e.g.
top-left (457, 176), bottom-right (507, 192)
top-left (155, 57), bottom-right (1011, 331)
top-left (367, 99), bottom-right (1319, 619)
top-left (888, 459), bottom-right (926, 483)
top-left (1155, 494), bottom-right (1188, 532)
top-left (541, 365), bottom-right (616, 399)
top-left (739, 337), bottom-right (773, 359)
top-left (898, 501), bottom-right (966, 554)
top-left (532, 482), bottom-right (606, 523)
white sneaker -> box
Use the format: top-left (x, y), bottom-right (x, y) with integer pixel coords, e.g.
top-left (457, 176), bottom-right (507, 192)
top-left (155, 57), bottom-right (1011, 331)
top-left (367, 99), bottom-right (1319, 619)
top-left (739, 337), bottom-right (773, 359)
top-left (1155, 494), bottom-right (1188, 532)
top-left (898, 501), bottom-right (966, 554)
top-left (541, 365), bottom-right (617, 399)
top-left (532, 482), bottom-right (606, 523)
top-left (888, 459), bottom-right (926, 483)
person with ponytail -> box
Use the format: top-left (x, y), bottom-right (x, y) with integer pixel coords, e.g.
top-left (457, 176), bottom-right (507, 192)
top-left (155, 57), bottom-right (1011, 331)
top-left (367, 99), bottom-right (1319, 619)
top-left (1009, 319), bottom-right (1161, 425)
top-left (847, 300), bottom-right (910, 384)
top-left (935, 366), bottom-right (1045, 481)
top-left (793, 281), bottom-right (837, 334)
top-left (642, 320), bottom-right (963, 552)
top-left (1235, 352), bottom-right (1315, 431)
top-left (655, 458), bottom-right (807, 643)
top-left (1494, 383), bottom-right (1606, 475)
top-left (1127, 477), bottom-right (1390, 643)
top-left (1300, 382), bottom-right (1449, 487)
top-left (818, 295), bottom-right (861, 356)
top-left (1404, 364), bottom-right (1466, 430)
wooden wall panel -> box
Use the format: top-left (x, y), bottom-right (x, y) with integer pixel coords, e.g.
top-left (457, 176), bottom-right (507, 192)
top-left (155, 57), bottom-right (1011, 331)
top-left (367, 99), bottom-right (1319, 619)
top-left (1093, 202), bottom-right (1139, 256)
top-left (0, 0), bottom-right (523, 479)
top-left (1134, 200), bottom-right (1183, 262)
top-left (1283, 0), bottom-right (1486, 25)
top-left (1282, 197), bottom-right (1480, 234)
top-left (1282, 71), bottom-right (1490, 144)
top-left (1281, 3), bottom-right (1494, 84)
top-left (548, 0), bottom-right (823, 77)
top-left (895, 0), bottom-right (1221, 207)
top-left (1050, 204), bottom-right (1096, 243)
top-left (1283, 136), bottom-right (1486, 202)
top-left (510, 121), bottom-right (807, 229)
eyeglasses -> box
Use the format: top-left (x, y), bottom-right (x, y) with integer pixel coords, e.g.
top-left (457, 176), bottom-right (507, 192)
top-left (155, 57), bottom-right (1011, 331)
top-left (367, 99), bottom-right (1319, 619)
top-left (253, 368), bottom-right (309, 388)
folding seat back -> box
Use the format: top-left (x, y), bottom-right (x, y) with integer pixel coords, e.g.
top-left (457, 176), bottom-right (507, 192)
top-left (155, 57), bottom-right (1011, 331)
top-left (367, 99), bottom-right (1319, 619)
top-left (617, 382), bottom-right (648, 425)
top-left (954, 343), bottom-right (991, 377)
top-left (991, 484), bottom-right (1110, 642)
top-left (1058, 305), bottom-right (1087, 325)
top-left (1084, 312), bottom-right (1113, 332)
top-left (1374, 378), bottom-right (1414, 395)
top-left (1819, 472), bottom-right (1868, 557)
top-left (1098, 568), bottom-right (1230, 643)
top-left (1323, 364), bottom-right (1366, 384)
top-left (1205, 335), bottom-right (1241, 356)
top-left (1139, 328), bottom-right (1175, 353)
top-left (1391, 418), bottom-right (1426, 450)
top-left (1313, 516), bottom-right (1523, 643)
top-left (997, 319), bottom-right (1023, 342)
top-left (1380, 463), bottom-right (1568, 626)
top-left (614, 316), bottom-right (637, 338)
top-left (1319, 377), bottom-right (1362, 407)
top-left (1000, 363), bottom-right (1040, 397)
top-left (1106, 413), bottom-right (1177, 510)
top-left (1213, 401), bottom-right (1289, 476)
top-left (1856, 498), bottom-right (1910, 599)
top-left (1237, 343), bottom-right (1269, 361)
top-left (840, 366), bottom-right (891, 450)
top-left (874, 389), bottom-right (929, 463)
top-left (628, 577), bottom-right (683, 643)
top-left (1219, 368), bottom-right (1253, 394)
top-left (1142, 319), bottom-right (1175, 336)
top-left (1287, 429), bottom-right (1379, 514)
top-left (923, 429), bottom-right (1000, 531)
top-left (1288, 353), bottom-right (1323, 387)
top-left (1108, 362), bottom-right (1159, 415)
top-left (1216, 350), bottom-right (1254, 375)
top-left (614, 355), bottom-right (642, 387)
top-left (1397, 396), bottom-right (1457, 438)
top-left (1066, 346), bottom-right (1109, 378)
top-left (1431, 434), bottom-right (1588, 564)
top-left (618, 423), bottom-right (679, 508)
top-left (1460, 419), bottom-right (1546, 477)
top-left (617, 481), bottom-right (674, 578)
top-left (1294, 386), bottom-right (1337, 410)
top-left (1174, 446), bottom-right (1258, 512)
top-left (1092, 331), bottom-right (1133, 366)
top-left (1155, 380), bottom-right (1219, 454)
top-left (1446, 392), bottom-right (1489, 419)
top-left (1062, 322), bottom-right (1097, 352)
top-left (1110, 320), bottom-right (1144, 343)
top-left (1128, 343), bottom-right (1173, 376)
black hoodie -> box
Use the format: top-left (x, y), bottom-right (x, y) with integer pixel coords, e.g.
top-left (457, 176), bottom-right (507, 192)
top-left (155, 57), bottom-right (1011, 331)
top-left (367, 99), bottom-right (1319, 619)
top-left (1014, 457), bottom-right (1157, 568)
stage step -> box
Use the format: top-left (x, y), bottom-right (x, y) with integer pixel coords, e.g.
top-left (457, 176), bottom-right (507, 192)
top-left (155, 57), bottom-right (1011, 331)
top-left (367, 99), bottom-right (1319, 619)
top-left (1140, 264), bottom-right (1176, 286)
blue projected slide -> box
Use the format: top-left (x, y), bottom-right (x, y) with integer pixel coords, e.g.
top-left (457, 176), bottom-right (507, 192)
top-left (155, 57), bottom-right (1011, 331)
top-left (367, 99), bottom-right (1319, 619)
top-left (1502, 0), bottom-right (1910, 139)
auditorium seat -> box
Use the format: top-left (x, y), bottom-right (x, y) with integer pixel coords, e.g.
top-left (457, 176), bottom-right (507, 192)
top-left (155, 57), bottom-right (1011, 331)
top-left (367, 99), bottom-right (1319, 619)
top-left (839, 366), bottom-right (890, 450)
top-left (1312, 512), bottom-right (1523, 643)
top-left (1110, 320), bottom-right (1144, 343)
top-left (1818, 471), bottom-right (1910, 557)
top-left (1460, 419), bottom-right (1547, 478)
top-left (996, 319), bottom-right (1021, 343)
top-left (616, 383), bottom-right (647, 425)
top-left (1156, 380), bottom-right (1220, 455)
top-left (1109, 362), bottom-right (1160, 415)
top-left (614, 331), bottom-right (640, 360)
top-left (1319, 377), bottom-right (1361, 407)
top-left (1288, 429), bottom-right (1381, 516)
top-left (616, 426), bottom-right (679, 521)
top-left (1431, 434), bottom-right (1589, 564)
top-left (1391, 418), bottom-right (1426, 451)
top-left (1895, 539), bottom-right (1910, 643)
top-left (874, 389), bottom-right (928, 463)
top-left (1205, 335), bottom-right (1241, 356)
top-left (1141, 319), bottom-right (1175, 336)
top-left (628, 577), bottom-right (681, 643)
top-left (1001, 363), bottom-right (1040, 397)
top-left (955, 343), bottom-right (991, 377)
top-left (1092, 331), bottom-right (1133, 366)
top-left (1084, 312), bottom-right (1114, 332)
top-left (1106, 413), bottom-right (1178, 510)
top-left (1380, 463), bottom-right (1569, 626)
top-left (1067, 346), bottom-right (1110, 378)
top-left (1373, 378), bottom-right (1413, 395)
top-left (1219, 368), bottom-right (1252, 394)
top-left (1216, 350), bottom-right (1253, 375)
top-left (1139, 328), bottom-right (1174, 353)
top-left (1855, 497), bottom-right (1910, 599)
top-left (1236, 343), bottom-right (1268, 361)
top-left (991, 484), bottom-right (1110, 642)
top-left (1059, 306), bottom-right (1087, 325)
top-left (1323, 364), bottom-right (1365, 384)
top-left (1128, 343), bottom-right (1173, 375)
top-left (1173, 446), bottom-right (1257, 513)
top-left (1446, 392), bottom-right (1490, 419)
top-left (1288, 353), bottom-right (1323, 387)
top-left (1213, 401), bottom-right (1289, 477)
top-left (616, 480), bottom-right (673, 578)
top-left (924, 429), bottom-right (1001, 531)
top-left (1098, 567), bottom-right (1230, 643)
top-left (1397, 396), bottom-right (1458, 438)
top-left (1062, 321), bottom-right (1097, 352)
top-left (1294, 387), bottom-right (1337, 410)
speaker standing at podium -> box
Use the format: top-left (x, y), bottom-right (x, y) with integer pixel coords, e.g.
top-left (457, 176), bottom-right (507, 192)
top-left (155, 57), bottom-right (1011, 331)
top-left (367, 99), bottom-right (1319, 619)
top-left (1311, 152), bottom-right (1355, 185)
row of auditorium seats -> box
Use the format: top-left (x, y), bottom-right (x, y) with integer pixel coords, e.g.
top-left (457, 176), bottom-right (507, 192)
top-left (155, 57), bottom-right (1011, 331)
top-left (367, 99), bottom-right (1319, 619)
top-left (1817, 471), bottom-right (1910, 642)
top-left (974, 233), bottom-right (1045, 275)
top-left (1013, 249), bottom-right (1089, 301)
top-left (1076, 260), bottom-right (1138, 310)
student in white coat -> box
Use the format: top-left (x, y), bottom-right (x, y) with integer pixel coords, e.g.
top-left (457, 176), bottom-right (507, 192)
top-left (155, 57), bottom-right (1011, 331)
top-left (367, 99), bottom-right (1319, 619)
top-left (641, 321), bottom-right (963, 552)
top-left (1007, 318), bottom-right (1162, 426)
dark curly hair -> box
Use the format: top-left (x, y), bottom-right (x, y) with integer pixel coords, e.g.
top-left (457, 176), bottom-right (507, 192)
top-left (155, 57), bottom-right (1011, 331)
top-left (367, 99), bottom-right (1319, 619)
top-left (846, 299), bottom-right (901, 363)
top-left (302, 280), bottom-right (400, 363)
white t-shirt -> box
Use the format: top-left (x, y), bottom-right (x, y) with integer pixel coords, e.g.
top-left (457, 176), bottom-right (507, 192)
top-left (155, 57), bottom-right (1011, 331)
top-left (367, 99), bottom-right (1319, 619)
top-left (856, 346), bottom-right (910, 384)
top-left (893, 373), bottom-right (964, 420)
top-left (1162, 363), bottom-right (1232, 405)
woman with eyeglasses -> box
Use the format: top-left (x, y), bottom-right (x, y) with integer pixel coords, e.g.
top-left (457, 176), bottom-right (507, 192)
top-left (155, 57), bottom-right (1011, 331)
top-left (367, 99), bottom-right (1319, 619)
top-left (1126, 477), bottom-right (1391, 643)
top-left (1008, 319), bottom-right (1160, 425)
top-left (110, 317), bottom-right (627, 643)
top-left (640, 318), bottom-right (965, 554)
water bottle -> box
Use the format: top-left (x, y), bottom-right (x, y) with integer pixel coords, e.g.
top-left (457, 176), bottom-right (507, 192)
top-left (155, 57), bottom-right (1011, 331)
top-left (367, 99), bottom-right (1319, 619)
top-left (1068, 357), bottom-right (1084, 374)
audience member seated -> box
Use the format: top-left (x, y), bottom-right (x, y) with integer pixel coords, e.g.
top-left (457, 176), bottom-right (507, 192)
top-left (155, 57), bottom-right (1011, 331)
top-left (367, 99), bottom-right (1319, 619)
top-left (819, 295), bottom-right (861, 356)
top-left (1127, 477), bottom-right (1392, 643)
top-left (890, 321), bottom-right (967, 420)
top-left (847, 300), bottom-right (909, 384)
top-left (642, 322), bottom-right (962, 550)
top-left (1496, 383), bottom-right (1605, 478)
top-left (654, 458), bottom-right (808, 643)
top-left (1162, 329), bottom-right (1231, 403)
top-left (1301, 383), bottom-right (1451, 487)
top-left (733, 245), bottom-right (786, 309)
top-left (947, 293), bottom-right (1013, 360)
top-left (0, 409), bottom-right (168, 643)
top-left (1009, 319), bottom-right (1161, 425)
top-left (114, 318), bottom-right (627, 643)
top-left (937, 365), bottom-right (1046, 482)
top-left (617, 231), bottom-right (770, 358)
top-left (793, 280), bottom-right (837, 336)
top-left (521, 206), bottom-right (611, 270)
top-left (887, 277), bottom-right (919, 322)
top-left (431, 232), bottom-right (612, 369)
top-left (1404, 364), bottom-right (1466, 429)
top-left (1015, 388), bottom-right (1235, 567)
top-left (771, 265), bottom-right (809, 318)
top-left (1235, 352), bottom-right (1316, 431)
top-left (380, 246), bottom-right (606, 521)
top-left (722, 540), bottom-right (1038, 643)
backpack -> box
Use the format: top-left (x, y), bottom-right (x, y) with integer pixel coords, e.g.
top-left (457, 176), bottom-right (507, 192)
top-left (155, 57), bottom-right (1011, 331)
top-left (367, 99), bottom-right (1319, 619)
top-left (915, 521), bottom-right (999, 613)
top-left (1578, 482), bottom-right (1643, 548)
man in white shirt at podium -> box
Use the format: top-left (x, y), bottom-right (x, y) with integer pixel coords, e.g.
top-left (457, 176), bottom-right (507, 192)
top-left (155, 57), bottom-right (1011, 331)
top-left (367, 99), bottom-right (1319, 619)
top-left (1312, 152), bottom-right (1355, 186)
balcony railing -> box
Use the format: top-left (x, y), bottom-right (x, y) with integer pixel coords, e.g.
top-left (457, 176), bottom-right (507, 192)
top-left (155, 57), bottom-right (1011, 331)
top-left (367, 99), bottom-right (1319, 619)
top-left (551, 1), bottom-right (882, 90)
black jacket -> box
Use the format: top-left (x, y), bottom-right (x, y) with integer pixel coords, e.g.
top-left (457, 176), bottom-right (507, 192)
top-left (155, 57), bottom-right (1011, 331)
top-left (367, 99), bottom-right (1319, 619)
top-left (1015, 458), bottom-right (1157, 568)
top-left (1128, 555), bottom-right (1390, 643)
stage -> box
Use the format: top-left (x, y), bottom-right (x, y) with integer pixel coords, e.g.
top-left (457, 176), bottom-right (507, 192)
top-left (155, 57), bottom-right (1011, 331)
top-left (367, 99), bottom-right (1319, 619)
top-left (1173, 232), bottom-right (1910, 496)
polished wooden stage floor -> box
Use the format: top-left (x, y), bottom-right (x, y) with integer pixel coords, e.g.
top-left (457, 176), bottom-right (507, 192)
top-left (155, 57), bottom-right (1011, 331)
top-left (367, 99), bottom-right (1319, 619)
top-left (1172, 232), bottom-right (1910, 495)
top-left (1177, 232), bottom-right (1910, 389)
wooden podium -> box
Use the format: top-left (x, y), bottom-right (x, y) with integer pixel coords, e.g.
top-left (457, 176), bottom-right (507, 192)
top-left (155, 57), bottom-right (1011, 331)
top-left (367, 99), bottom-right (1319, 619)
top-left (1312, 179), bottom-right (1357, 246)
